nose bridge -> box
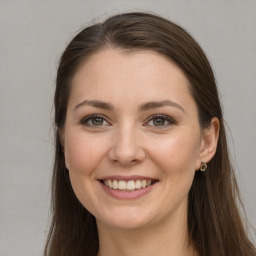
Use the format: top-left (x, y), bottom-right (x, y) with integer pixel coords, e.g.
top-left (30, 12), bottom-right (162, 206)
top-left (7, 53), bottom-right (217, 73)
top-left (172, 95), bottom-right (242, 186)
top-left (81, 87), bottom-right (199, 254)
top-left (109, 121), bottom-right (145, 164)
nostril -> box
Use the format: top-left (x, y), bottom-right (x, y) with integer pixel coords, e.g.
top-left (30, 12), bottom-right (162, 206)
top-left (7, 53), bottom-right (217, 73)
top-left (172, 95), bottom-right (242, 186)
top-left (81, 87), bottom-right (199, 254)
top-left (109, 150), bottom-right (146, 165)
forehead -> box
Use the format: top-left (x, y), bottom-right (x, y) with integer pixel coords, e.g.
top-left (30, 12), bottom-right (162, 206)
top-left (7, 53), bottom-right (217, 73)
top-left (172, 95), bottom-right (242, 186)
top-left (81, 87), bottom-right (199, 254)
top-left (69, 48), bottom-right (196, 112)
top-left (73, 48), bottom-right (185, 84)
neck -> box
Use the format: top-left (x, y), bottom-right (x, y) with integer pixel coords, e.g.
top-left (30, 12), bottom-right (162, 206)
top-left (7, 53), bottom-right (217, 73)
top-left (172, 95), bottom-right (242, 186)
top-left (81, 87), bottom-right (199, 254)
top-left (97, 204), bottom-right (197, 256)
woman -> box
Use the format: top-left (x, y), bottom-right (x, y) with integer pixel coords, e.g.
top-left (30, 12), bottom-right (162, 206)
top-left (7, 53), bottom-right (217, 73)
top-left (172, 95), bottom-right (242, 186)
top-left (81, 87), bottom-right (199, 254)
top-left (44, 12), bottom-right (256, 256)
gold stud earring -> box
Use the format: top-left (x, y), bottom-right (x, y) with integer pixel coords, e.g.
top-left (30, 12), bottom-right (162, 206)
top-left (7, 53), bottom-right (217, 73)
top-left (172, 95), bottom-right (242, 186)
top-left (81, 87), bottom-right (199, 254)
top-left (200, 161), bottom-right (207, 172)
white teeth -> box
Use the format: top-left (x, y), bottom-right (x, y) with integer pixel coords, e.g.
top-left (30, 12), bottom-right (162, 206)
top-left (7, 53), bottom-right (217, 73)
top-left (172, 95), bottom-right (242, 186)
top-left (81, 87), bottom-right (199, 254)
top-left (141, 180), bottom-right (147, 188)
top-left (103, 179), bottom-right (153, 190)
top-left (118, 180), bottom-right (127, 190)
top-left (108, 180), bottom-right (113, 188)
top-left (127, 180), bottom-right (135, 190)
top-left (135, 180), bottom-right (142, 189)
top-left (112, 180), bottom-right (118, 189)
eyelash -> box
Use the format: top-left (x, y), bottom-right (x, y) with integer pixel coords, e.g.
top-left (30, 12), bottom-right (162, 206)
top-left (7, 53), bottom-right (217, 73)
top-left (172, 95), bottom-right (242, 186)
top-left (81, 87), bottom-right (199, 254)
top-left (79, 114), bottom-right (176, 128)
top-left (145, 114), bottom-right (176, 128)
top-left (80, 114), bottom-right (110, 127)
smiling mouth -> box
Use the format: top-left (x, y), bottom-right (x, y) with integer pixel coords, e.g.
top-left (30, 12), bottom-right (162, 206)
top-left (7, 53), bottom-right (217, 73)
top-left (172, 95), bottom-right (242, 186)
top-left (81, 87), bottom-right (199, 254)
top-left (101, 179), bottom-right (158, 191)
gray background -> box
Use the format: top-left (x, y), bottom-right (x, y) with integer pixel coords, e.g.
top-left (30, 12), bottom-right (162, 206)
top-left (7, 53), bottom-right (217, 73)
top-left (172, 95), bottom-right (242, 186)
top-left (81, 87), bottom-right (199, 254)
top-left (0, 0), bottom-right (255, 255)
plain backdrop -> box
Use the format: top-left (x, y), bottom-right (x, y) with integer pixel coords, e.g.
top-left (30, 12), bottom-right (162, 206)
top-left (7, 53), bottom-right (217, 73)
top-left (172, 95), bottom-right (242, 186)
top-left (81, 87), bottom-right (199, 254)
top-left (0, 1), bottom-right (255, 255)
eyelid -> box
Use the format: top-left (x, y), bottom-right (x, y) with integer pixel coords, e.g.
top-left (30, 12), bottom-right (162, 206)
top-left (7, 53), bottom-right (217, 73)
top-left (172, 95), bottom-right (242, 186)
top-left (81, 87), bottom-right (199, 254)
top-left (79, 113), bottom-right (176, 128)
top-left (144, 114), bottom-right (176, 127)
top-left (80, 114), bottom-right (111, 126)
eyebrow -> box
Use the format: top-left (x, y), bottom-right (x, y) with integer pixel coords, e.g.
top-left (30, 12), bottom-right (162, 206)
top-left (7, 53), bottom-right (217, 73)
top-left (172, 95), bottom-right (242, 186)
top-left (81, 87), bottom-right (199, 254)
top-left (74, 99), bottom-right (185, 113)
top-left (138, 100), bottom-right (185, 113)
top-left (74, 100), bottom-right (114, 111)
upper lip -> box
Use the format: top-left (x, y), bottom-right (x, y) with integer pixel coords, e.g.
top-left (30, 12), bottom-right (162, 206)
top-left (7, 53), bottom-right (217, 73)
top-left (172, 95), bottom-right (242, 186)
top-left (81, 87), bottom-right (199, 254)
top-left (98, 175), bottom-right (158, 181)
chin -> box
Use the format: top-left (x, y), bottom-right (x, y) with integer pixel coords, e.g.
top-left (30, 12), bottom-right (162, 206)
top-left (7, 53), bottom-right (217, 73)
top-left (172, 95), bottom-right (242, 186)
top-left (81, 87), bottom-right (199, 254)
top-left (96, 208), bottom-right (155, 230)
top-left (102, 219), bottom-right (152, 231)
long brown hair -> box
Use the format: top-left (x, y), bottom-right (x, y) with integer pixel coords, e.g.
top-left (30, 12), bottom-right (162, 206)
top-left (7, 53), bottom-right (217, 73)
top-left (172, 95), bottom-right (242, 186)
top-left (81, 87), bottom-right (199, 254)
top-left (44, 12), bottom-right (256, 256)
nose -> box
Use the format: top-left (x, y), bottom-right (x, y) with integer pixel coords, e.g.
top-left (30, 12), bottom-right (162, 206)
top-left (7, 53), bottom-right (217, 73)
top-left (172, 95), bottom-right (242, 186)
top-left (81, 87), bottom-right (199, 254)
top-left (108, 125), bottom-right (146, 166)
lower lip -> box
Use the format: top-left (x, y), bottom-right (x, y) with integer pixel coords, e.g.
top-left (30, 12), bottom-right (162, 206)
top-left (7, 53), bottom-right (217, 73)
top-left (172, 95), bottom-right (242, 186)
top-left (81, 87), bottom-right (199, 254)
top-left (99, 182), bottom-right (156, 199)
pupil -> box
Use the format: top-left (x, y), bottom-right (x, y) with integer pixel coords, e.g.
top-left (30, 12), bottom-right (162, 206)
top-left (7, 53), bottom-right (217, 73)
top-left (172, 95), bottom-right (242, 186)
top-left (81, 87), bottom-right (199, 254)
top-left (154, 118), bottom-right (165, 126)
top-left (92, 118), bottom-right (103, 125)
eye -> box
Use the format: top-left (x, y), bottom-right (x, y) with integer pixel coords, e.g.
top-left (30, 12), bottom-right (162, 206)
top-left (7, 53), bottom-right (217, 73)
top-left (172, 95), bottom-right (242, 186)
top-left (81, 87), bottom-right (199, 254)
top-left (145, 114), bottom-right (175, 128)
top-left (80, 114), bottom-right (110, 127)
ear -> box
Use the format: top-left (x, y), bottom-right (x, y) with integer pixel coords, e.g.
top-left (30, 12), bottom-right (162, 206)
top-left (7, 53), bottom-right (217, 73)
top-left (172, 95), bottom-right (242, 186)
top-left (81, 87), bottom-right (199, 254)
top-left (196, 117), bottom-right (220, 170)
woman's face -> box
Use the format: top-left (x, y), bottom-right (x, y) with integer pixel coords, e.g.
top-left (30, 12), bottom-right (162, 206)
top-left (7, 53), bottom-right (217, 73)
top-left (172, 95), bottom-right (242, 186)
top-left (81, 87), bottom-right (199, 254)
top-left (64, 49), bottom-right (205, 230)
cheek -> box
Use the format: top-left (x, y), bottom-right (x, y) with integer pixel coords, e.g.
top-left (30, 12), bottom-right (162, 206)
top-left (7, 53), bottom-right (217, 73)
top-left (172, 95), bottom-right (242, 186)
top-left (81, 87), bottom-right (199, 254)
top-left (64, 130), bottom-right (107, 177)
top-left (150, 131), bottom-right (201, 208)
top-left (64, 131), bottom-right (109, 213)
top-left (148, 130), bottom-right (201, 177)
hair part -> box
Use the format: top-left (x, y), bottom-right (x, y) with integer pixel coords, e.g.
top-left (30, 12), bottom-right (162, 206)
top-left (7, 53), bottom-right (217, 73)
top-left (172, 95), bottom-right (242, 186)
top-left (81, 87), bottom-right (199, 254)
top-left (45, 12), bottom-right (256, 256)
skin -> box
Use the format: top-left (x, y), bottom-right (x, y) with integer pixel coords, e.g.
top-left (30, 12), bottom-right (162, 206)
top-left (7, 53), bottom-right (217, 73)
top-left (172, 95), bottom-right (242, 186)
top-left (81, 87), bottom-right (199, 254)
top-left (63, 48), bottom-right (219, 256)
